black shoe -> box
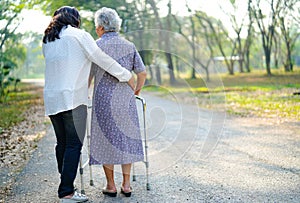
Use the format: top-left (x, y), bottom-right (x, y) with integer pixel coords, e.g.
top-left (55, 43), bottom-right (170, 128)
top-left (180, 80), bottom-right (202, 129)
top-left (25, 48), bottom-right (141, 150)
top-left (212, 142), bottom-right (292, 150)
top-left (102, 188), bottom-right (117, 197)
top-left (120, 186), bottom-right (132, 197)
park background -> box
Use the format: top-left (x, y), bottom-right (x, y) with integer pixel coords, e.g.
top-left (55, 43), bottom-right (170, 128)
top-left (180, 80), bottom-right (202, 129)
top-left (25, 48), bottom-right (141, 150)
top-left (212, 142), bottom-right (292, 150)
top-left (0, 0), bottom-right (299, 201)
top-left (1, 0), bottom-right (300, 121)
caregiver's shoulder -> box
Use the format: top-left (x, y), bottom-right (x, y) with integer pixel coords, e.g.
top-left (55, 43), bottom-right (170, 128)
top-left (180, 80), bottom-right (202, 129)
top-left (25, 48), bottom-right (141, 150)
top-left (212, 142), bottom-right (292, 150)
top-left (61, 25), bottom-right (91, 39)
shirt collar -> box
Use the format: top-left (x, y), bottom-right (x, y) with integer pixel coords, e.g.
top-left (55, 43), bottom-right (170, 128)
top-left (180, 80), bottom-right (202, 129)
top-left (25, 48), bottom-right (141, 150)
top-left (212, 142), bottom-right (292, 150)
top-left (101, 32), bottom-right (118, 39)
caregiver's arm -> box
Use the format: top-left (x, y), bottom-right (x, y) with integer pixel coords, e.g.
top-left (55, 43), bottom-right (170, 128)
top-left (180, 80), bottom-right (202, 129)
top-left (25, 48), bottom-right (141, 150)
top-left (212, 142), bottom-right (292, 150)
top-left (81, 31), bottom-right (132, 82)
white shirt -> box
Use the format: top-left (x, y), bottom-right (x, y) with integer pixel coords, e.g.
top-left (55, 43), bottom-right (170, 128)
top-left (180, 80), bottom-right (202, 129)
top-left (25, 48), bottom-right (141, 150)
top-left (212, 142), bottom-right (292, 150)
top-left (42, 25), bottom-right (132, 116)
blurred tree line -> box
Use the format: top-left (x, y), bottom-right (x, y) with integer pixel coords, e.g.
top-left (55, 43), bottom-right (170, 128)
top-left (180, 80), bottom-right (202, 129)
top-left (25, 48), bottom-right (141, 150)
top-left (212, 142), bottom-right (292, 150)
top-left (0, 0), bottom-right (299, 100)
top-left (1, 0), bottom-right (25, 101)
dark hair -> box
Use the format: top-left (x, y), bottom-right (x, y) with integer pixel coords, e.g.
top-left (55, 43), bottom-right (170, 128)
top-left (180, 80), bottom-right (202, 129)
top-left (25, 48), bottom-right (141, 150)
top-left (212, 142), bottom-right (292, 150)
top-left (43, 6), bottom-right (81, 43)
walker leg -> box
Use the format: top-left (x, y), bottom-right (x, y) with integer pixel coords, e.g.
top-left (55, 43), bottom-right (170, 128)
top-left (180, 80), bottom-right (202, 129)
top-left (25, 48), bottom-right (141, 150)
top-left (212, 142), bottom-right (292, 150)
top-left (135, 96), bottom-right (150, 190)
top-left (86, 104), bottom-right (94, 186)
top-left (132, 164), bottom-right (136, 181)
top-left (79, 155), bottom-right (85, 194)
top-left (142, 99), bottom-right (150, 190)
top-left (146, 183), bottom-right (151, 191)
top-left (89, 164), bottom-right (94, 186)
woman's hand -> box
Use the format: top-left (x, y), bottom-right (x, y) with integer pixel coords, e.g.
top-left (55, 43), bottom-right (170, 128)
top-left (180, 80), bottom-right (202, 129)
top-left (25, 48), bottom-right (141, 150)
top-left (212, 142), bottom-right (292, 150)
top-left (134, 89), bottom-right (141, 95)
top-left (134, 71), bottom-right (146, 95)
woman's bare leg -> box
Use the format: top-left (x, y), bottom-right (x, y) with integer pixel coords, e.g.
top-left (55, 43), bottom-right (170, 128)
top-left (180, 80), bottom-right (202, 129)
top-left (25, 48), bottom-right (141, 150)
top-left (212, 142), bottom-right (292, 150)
top-left (121, 163), bottom-right (132, 192)
top-left (103, 164), bottom-right (116, 191)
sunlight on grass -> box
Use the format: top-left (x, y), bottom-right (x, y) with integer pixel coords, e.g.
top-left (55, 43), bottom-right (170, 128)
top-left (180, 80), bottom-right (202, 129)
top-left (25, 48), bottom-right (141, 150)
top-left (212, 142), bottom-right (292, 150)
top-left (144, 69), bottom-right (300, 120)
top-left (226, 91), bottom-right (300, 120)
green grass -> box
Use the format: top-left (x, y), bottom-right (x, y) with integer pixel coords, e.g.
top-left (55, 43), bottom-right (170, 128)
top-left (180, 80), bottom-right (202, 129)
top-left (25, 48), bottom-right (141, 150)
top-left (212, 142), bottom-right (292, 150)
top-left (225, 91), bottom-right (300, 119)
top-left (0, 83), bottom-right (43, 130)
top-left (21, 73), bottom-right (44, 79)
top-left (144, 69), bottom-right (300, 120)
top-left (186, 69), bottom-right (300, 88)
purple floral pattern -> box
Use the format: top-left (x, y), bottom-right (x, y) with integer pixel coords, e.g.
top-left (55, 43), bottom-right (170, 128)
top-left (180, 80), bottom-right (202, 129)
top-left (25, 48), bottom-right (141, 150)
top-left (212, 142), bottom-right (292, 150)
top-left (89, 32), bottom-right (145, 164)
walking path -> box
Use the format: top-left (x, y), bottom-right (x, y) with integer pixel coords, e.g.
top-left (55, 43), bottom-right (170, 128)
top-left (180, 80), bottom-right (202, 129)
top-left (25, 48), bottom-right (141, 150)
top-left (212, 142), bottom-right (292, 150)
top-left (5, 92), bottom-right (300, 202)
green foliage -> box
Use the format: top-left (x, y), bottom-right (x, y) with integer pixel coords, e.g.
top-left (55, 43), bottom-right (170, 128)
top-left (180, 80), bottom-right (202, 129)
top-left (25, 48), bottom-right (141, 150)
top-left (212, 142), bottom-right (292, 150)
top-left (42, 0), bottom-right (127, 15)
top-left (41, 0), bottom-right (133, 36)
top-left (0, 0), bottom-right (34, 101)
top-left (0, 40), bottom-right (26, 101)
top-left (0, 60), bottom-right (20, 102)
top-left (8, 0), bottom-right (299, 87)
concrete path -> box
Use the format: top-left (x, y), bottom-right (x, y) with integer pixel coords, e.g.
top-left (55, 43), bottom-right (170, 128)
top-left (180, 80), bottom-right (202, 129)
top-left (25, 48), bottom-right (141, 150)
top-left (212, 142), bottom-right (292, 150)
top-left (5, 93), bottom-right (300, 202)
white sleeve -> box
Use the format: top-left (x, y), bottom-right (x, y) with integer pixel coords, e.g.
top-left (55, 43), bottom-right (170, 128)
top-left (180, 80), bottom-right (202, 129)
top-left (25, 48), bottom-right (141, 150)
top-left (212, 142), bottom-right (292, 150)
top-left (80, 31), bottom-right (132, 82)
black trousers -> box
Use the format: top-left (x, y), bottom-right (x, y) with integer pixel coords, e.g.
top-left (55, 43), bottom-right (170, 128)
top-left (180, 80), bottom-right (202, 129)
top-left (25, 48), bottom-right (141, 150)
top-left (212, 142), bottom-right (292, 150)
top-left (49, 105), bottom-right (87, 198)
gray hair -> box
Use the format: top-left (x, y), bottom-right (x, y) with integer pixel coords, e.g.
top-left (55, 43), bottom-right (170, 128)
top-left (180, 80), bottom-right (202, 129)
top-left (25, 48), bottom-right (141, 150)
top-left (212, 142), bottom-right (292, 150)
top-left (94, 7), bottom-right (122, 32)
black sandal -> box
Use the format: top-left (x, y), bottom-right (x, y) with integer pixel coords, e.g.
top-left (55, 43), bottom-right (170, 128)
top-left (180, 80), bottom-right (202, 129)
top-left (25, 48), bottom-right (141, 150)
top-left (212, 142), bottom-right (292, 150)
top-left (121, 186), bottom-right (132, 197)
top-left (102, 187), bottom-right (117, 197)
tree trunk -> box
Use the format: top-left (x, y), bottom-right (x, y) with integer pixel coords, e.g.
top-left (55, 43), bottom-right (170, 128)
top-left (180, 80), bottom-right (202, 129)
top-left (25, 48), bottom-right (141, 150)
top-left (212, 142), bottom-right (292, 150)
top-left (147, 0), bottom-right (162, 84)
top-left (229, 60), bottom-right (234, 75)
top-left (191, 14), bottom-right (196, 79)
top-left (166, 53), bottom-right (176, 85)
top-left (265, 48), bottom-right (272, 75)
top-left (273, 34), bottom-right (280, 69)
top-left (191, 67), bottom-right (196, 79)
top-left (191, 42), bottom-right (196, 79)
top-left (285, 45), bottom-right (293, 72)
top-left (238, 58), bottom-right (244, 73)
top-left (236, 34), bottom-right (244, 73)
top-left (245, 49), bottom-right (251, 72)
top-left (174, 56), bottom-right (180, 79)
top-left (205, 66), bottom-right (210, 82)
top-left (148, 65), bottom-right (153, 82)
top-left (285, 42), bottom-right (292, 72)
top-left (244, 0), bottom-right (252, 73)
top-left (166, 1), bottom-right (176, 85)
top-left (155, 65), bottom-right (162, 85)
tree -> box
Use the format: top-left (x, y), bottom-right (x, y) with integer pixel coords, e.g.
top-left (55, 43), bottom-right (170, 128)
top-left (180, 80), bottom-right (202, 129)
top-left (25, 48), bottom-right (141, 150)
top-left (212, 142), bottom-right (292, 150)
top-left (226, 0), bottom-right (255, 73)
top-left (251, 0), bottom-right (300, 74)
top-left (122, 0), bottom-right (156, 84)
top-left (277, 0), bottom-right (300, 71)
top-left (194, 11), bottom-right (237, 75)
top-left (190, 14), bottom-right (197, 79)
top-left (16, 32), bottom-right (45, 78)
top-left (146, 0), bottom-right (166, 85)
top-left (0, 0), bottom-right (32, 101)
top-left (244, 0), bottom-right (254, 72)
top-left (172, 14), bottom-right (212, 81)
top-left (41, 0), bottom-right (132, 37)
top-left (251, 0), bottom-right (282, 75)
top-left (165, 0), bottom-right (176, 85)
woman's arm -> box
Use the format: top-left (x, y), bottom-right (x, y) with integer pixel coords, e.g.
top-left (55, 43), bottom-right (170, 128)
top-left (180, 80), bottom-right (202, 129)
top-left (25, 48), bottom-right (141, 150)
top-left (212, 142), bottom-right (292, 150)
top-left (134, 70), bottom-right (147, 95)
top-left (88, 63), bottom-right (97, 88)
top-left (81, 31), bottom-right (132, 82)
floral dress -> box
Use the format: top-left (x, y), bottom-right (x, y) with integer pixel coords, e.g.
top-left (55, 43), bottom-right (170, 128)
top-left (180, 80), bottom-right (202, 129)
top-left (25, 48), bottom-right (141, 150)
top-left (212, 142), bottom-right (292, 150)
top-left (89, 32), bottom-right (145, 164)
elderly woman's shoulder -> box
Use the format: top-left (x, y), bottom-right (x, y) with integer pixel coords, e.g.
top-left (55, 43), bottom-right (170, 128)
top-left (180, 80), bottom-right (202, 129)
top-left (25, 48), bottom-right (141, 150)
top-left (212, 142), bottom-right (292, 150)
top-left (118, 35), bottom-right (136, 47)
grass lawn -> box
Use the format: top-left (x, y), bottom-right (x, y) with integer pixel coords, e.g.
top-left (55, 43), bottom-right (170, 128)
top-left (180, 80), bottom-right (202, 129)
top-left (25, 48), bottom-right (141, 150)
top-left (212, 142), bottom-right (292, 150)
top-left (144, 69), bottom-right (300, 121)
top-left (0, 83), bottom-right (43, 132)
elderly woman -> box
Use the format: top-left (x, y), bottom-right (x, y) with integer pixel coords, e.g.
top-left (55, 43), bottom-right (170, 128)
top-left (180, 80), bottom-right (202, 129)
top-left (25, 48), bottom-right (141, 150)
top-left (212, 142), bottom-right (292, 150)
top-left (89, 7), bottom-right (147, 197)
